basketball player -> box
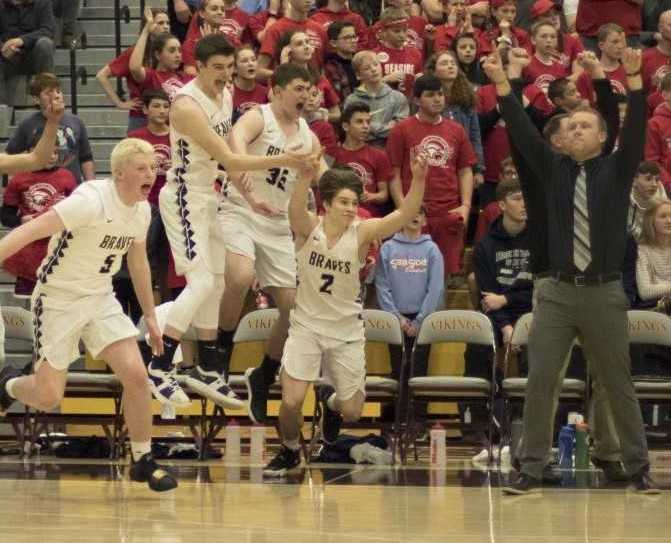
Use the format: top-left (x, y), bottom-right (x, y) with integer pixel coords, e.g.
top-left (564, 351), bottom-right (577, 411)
top-left (217, 63), bottom-right (326, 423)
top-left (0, 93), bottom-right (63, 174)
top-left (147, 35), bottom-right (314, 408)
top-left (264, 151), bottom-right (428, 475)
top-left (0, 138), bottom-right (177, 492)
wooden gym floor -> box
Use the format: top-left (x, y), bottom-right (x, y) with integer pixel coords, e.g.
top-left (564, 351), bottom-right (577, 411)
top-left (1, 451), bottom-right (670, 543)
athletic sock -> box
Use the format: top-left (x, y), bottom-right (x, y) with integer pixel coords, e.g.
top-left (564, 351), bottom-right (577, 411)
top-left (150, 335), bottom-right (179, 371)
top-left (5, 377), bottom-right (18, 399)
top-left (326, 393), bottom-right (337, 412)
top-left (130, 441), bottom-right (152, 462)
top-left (217, 328), bottom-right (235, 352)
top-left (260, 355), bottom-right (281, 386)
top-left (198, 339), bottom-right (221, 373)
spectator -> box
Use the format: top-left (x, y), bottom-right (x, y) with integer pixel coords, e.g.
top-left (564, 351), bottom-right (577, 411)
top-left (52, 0), bottom-right (80, 47)
top-left (371, 8), bottom-right (424, 97)
top-left (645, 73), bottom-right (671, 185)
top-left (375, 206), bottom-right (444, 424)
top-left (232, 45), bottom-right (269, 122)
top-left (343, 50), bottom-right (409, 147)
top-left (96, 8), bottom-right (170, 133)
top-left (547, 77), bottom-right (585, 116)
top-left (130, 12), bottom-right (193, 104)
top-left (425, 50), bottom-right (485, 188)
top-left (330, 102), bottom-right (392, 217)
top-left (369, 0), bottom-right (428, 54)
top-left (182, 0), bottom-right (251, 75)
top-left (528, 0), bottom-right (583, 73)
top-left (387, 74), bottom-right (476, 276)
top-left (127, 90), bottom-right (171, 209)
top-left (481, 0), bottom-right (531, 52)
top-left (640, 0), bottom-right (671, 47)
top-left (576, 23), bottom-right (628, 106)
top-left (302, 82), bottom-right (338, 155)
top-left (323, 21), bottom-right (359, 102)
top-left (628, 161), bottom-right (668, 241)
top-left (576, 0), bottom-right (641, 51)
top-left (277, 29), bottom-right (341, 122)
top-left (642, 10), bottom-right (671, 94)
top-left (522, 22), bottom-right (571, 94)
top-left (1, 134), bottom-right (76, 296)
top-left (451, 33), bottom-right (489, 89)
top-left (248, 0), bottom-right (284, 46)
top-left (6, 73), bottom-right (94, 183)
top-left (0, 0), bottom-right (55, 104)
top-left (473, 156), bottom-right (518, 242)
top-left (636, 199), bottom-right (671, 303)
top-left (309, 0), bottom-right (368, 50)
top-left (258, 0), bottom-right (328, 78)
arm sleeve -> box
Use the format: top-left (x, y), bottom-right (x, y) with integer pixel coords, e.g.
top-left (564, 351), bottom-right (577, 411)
top-left (497, 92), bottom-right (555, 181)
top-left (467, 108), bottom-right (485, 170)
top-left (374, 247), bottom-right (401, 316)
top-left (636, 246), bottom-right (671, 300)
top-left (0, 205), bottom-right (21, 228)
top-left (593, 78), bottom-right (619, 156)
top-left (473, 239), bottom-right (514, 329)
top-left (622, 235), bottom-right (639, 306)
top-left (414, 245), bottom-right (444, 326)
top-left (615, 90), bottom-right (647, 187)
top-left (19, 0), bottom-right (55, 49)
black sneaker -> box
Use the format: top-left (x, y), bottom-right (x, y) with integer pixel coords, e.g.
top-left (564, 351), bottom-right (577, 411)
top-left (129, 453), bottom-right (178, 492)
top-left (0, 366), bottom-right (20, 415)
top-left (502, 472), bottom-right (542, 495)
top-left (629, 468), bottom-right (661, 494)
top-left (263, 445), bottom-right (301, 476)
top-left (318, 385), bottom-right (342, 445)
top-left (512, 458), bottom-right (560, 485)
top-left (245, 366), bottom-right (268, 424)
top-left (592, 457), bottom-right (628, 482)
top-left (185, 366), bottom-right (244, 409)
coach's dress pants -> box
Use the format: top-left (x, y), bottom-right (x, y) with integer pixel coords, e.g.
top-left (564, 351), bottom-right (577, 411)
top-left (519, 278), bottom-right (649, 480)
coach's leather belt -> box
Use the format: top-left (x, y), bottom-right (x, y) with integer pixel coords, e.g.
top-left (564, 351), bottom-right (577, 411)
top-left (535, 271), bottom-right (622, 287)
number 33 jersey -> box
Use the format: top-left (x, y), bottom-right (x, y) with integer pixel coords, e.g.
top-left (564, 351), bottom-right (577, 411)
top-left (293, 219), bottom-right (364, 342)
top-left (224, 104), bottom-right (314, 221)
top-left (35, 178), bottom-right (150, 300)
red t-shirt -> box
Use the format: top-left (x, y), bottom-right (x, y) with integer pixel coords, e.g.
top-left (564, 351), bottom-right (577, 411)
top-left (317, 75), bottom-right (341, 109)
top-left (233, 82), bottom-right (268, 120)
top-left (2, 168), bottom-right (77, 280)
top-left (575, 65), bottom-right (628, 106)
top-left (136, 69), bottom-right (194, 102)
top-left (127, 127), bottom-right (171, 207)
top-left (260, 18), bottom-right (328, 68)
top-left (368, 15), bottom-right (428, 54)
top-left (386, 115), bottom-right (477, 215)
top-left (642, 46), bottom-right (671, 93)
top-left (576, 0), bottom-right (641, 37)
top-left (248, 10), bottom-right (271, 45)
top-left (432, 25), bottom-right (490, 56)
top-left (479, 26), bottom-right (530, 53)
top-left (108, 47), bottom-right (144, 119)
top-left (522, 55), bottom-right (570, 94)
top-left (308, 119), bottom-right (338, 156)
top-left (330, 143), bottom-right (393, 217)
top-left (309, 8), bottom-right (369, 50)
top-left (373, 44), bottom-right (424, 98)
top-left (182, 10), bottom-right (251, 68)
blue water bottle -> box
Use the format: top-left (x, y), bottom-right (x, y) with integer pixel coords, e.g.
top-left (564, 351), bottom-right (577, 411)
top-left (558, 425), bottom-right (575, 470)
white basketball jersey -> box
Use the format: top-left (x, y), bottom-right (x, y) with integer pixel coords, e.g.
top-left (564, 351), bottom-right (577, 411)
top-left (167, 79), bottom-right (233, 191)
top-left (293, 219), bottom-right (364, 341)
top-left (36, 179), bottom-right (151, 301)
top-left (224, 104), bottom-right (313, 220)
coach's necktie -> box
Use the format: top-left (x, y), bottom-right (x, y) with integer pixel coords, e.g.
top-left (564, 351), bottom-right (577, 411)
top-left (573, 164), bottom-right (591, 272)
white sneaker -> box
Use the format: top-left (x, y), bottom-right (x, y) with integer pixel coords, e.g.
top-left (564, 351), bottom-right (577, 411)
top-left (500, 445), bottom-right (511, 464)
top-left (471, 448), bottom-right (490, 464)
top-left (148, 363), bottom-right (191, 406)
top-left (350, 443), bottom-right (393, 465)
top-left (185, 366), bottom-right (244, 409)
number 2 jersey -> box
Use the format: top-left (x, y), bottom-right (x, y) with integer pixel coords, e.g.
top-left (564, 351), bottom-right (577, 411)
top-left (293, 219), bottom-right (364, 342)
top-left (223, 103), bottom-right (314, 223)
top-left (35, 178), bottom-right (150, 301)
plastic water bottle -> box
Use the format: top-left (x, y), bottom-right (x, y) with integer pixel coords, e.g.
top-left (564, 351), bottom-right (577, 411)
top-left (574, 421), bottom-right (590, 470)
top-left (430, 423), bottom-right (447, 466)
top-left (225, 419), bottom-right (241, 462)
top-left (558, 425), bottom-right (575, 469)
top-left (249, 424), bottom-right (266, 464)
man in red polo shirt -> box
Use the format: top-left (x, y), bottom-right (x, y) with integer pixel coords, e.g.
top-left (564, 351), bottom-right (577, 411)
top-left (387, 74), bottom-right (476, 275)
top-left (642, 10), bottom-right (671, 93)
top-left (309, 0), bottom-right (368, 50)
top-left (372, 8), bottom-right (424, 98)
top-left (258, 0), bottom-right (328, 79)
top-left (576, 0), bottom-right (642, 52)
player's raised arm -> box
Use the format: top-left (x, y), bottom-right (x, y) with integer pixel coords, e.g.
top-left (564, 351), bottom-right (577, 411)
top-left (0, 209), bottom-right (66, 265)
top-left (171, 97), bottom-right (314, 173)
top-left (358, 151), bottom-right (428, 247)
